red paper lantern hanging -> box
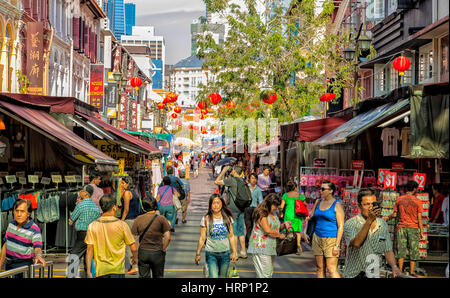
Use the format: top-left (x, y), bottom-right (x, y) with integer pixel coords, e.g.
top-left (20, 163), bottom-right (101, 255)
top-left (169, 92), bottom-right (179, 103)
top-left (201, 109), bottom-right (208, 115)
top-left (198, 101), bottom-right (207, 110)
top-left (163, 97), bottom-right (170, 105)
top-left (157, 103), bottom-right (165, 110)
top-left (320, 93), bottom-right (336, 102)
top-left (130, 77), bottom-right (143, 90)
top-left (209, 93), bottom-right (222, 105)
top-left (189, 124), bottom-right (194, 130)
top-left (171, 113), bottom-right (178, 119)
top-left (261, 91), bottom-right (277, 107)
top-left (174, 106), bottom-right (182, 113)
top-left (199, 114), bottom-right (206, 120)
top-left (392, 56), bottom-right (411, 76)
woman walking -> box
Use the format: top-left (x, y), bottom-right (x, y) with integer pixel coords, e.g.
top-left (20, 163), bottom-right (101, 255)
top-left (156, 176), bottom-right (180, 231)
top-left (245, 173), bottom-right (264, 248)
top-left (280, 180), bottom-right (306, 255)
top-left (248, 194), bottom-right (286, 278)
top-left (195, 194), bottom-right (238, 278)
top-left (304, 181), bottom-right (344, 278)
top-left (131, 197), bottom-right (171, 278)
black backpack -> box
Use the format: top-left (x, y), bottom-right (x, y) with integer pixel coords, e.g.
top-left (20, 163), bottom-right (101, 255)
top-left (173, 178), bottom-right (186, 201)
top-left (233, 177), bottom-right (252, 212)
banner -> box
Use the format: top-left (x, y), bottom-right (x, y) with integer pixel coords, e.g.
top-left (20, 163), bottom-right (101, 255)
top-left (26, 22), bottom-right (44, 95)
top-left (119, 93), bottom-right (127, 129)
top-left (131, 100), bottom-right (138, 131)
top-left (90, 64), bottom-right (104, 108)
top-left (105, 82), bottom-right (118, 107)
top-left (113, 46), bottom-right (122, 73)
top-left (125, 59), bottom-right (134, 93)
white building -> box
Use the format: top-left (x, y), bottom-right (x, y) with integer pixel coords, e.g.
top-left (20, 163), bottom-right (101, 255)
top-left (121, 26), bottom-right (166, 90)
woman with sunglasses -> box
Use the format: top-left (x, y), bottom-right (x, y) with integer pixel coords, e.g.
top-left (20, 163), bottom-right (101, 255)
top-left (304, 181), bottom-right (344, 278)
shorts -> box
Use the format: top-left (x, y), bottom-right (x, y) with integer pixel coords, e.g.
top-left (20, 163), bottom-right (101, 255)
top-left (232, 211), bottom-right (245, 237)
top-left (312, 234), bottom-right (339, 258)
top-left (180, 199), bottom-right (188, 213)
top-left (396, 227), bottom-right (420, 260)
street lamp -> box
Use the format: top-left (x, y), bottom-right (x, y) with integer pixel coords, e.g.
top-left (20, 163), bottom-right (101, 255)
top-left (344, 47), bottom-right (356, 62)
top-left (357, 34), bottom-right (372, 51)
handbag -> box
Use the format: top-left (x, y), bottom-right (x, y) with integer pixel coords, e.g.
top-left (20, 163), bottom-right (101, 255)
top-left (227, 263), bottom-right (240, 278)
top-left (295, 199), bottom-right (309, 218)
top-left (306, 200), bottom-right (320, 240)
top-left (172, 187), bottom-right (182, 211)
top-left (276, 229), bottom-right (298, 256)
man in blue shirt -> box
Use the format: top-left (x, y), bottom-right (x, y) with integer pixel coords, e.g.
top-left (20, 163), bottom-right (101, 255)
top-left (69, 185), bottom-right (101, 277)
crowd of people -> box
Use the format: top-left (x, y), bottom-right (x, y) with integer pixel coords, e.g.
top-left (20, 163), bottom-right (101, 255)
top-left (0, 158), bottom-right (448, 279)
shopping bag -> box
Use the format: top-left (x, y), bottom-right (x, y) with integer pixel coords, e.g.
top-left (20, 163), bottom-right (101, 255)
top-left (276, 231), bottom-right (298, 256)
top-left (295, 199), bottom-right (309, 218)
top-left (228, 263), bottom-right (240, 278)
top-left (173, 194), bottom-right (182, 210)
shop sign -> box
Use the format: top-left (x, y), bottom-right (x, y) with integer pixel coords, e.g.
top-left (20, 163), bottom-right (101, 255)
top-left (351, 160), bottom-right (364, 170)
top-left (119, 93), bottom-right (127, 129)
top-left (112, 46), bottom-right (122, 73)
top-left (413, 173), bottom-right (427, 190)
top-left (106, 108), bottom-right (117, 119)
top-left (28, 175), bottom-right (39, 184)
top-left (106, 83), bottom-right (118, 107)
top-left (391, 162), bottom-right (404, 171)
top-left (131, 100), bottom-right (138, 131)
top-left (90, 64), bottom-right (104, 109)
top-left (26, 22), bottom-right (44, 95)
top-left (383, 172), bottom-right (397, 189)
top-left (313, 158), bottom-right (326, 168)
top-left (65, 176), bottom-right (77, 183)
top-left (377, 168), bottom-right (390, 185)
top-left (125, 60), bottom-right (134, 94)
top-left (93, 140), bottom-right (136, 168)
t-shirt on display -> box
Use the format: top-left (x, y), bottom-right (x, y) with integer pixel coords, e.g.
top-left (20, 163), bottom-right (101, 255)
top-left (381, 128), bottom-right (400, 156)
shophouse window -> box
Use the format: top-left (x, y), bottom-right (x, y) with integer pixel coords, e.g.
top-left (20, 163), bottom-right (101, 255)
top-left (440, 35), bottom-right (449, 81)
top-left (387, 0), bottom-right (398, 15)
top-left (419, 43), bottom-right (433, 83)
top-left (375, 64), bottom-right (386, 95)
top-left (366, 0), bottom-right (385, 22)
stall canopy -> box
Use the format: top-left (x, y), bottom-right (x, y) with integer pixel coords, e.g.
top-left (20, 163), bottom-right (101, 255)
top-left (76, 112), bottom-right (161, 155)
top-left (313, 98), bottom-right (410, 147)
top-left (298, 117), bottom-right (349, 142)
top-left (0, 93), bottom-right (75, 114)
top-left (0, 100), bottom-right (118, 168)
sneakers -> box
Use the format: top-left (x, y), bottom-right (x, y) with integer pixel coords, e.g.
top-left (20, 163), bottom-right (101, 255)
top-left (238, 252), bottom-right (247, 259)
top-left (182, 220), bottom-right (187, 224)
top-left (170, 228), bottom-right (175, 233)
top-left (127, 268), bottom-right (138, 275)
top-left (296, 246), bottom-right (303, 255)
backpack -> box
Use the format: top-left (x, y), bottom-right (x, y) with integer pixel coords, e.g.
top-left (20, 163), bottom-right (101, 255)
top-left (233, 177), bottom-right (252, 212)
top-left (173, 178), bottom-right (186, 201)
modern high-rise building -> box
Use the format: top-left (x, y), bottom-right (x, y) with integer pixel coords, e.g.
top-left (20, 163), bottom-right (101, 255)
top-left (124, 2), bottom-right (136, 36)
top-left (191, 17), bottom-right (225, 55)
top-left (106, 0), bottom-right (126, 41)
top-left (121, 26), bottom-right (166, 90)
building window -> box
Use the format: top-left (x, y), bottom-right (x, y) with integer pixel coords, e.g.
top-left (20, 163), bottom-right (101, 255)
top-left (419, 44), bottom-right (433, 83)
top-left (387, 0), bottom-right (397, 15)
top-left (440, 35), bottom-right (449, 82)
top-left (375, 65), bottom-right (386, 94)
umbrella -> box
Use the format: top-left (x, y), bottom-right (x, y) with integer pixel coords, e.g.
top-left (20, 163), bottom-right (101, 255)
top-left (216, 157), bottom-right (237, 167)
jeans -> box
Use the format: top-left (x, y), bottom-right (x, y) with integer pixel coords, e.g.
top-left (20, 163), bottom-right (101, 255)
top-left (124, 219), bottom-right (138, 270)
top-left (138, 249), bottom-right (166, 278)
top-left (70, 231), bottom-right (87, 276)
top-left (159, 205), bottom-right (176, 228)
top-left (205, 250), bottom-right (231, 278)
top-left (5, 259), bottom-right (33, 278)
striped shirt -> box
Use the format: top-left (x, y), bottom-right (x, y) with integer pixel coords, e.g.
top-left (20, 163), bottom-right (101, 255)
top-left (70, 198), bottom-right (101, 231)
top-left (5, 219), bottom-right (43, 261)
top-left (343, 215), bottom-right (393, 278)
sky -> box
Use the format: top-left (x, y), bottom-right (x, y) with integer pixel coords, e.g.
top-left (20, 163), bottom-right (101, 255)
top-left (131, 0), bottom-right (206, 65)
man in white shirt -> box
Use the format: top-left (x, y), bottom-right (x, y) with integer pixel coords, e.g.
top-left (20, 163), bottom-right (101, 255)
top-left (89, 171), bottom-right (104, 212)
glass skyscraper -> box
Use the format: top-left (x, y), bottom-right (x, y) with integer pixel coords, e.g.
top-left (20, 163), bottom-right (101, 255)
top-left (125, 3), bottom-right (136, 36)
top-left (106, 0), bottom-right (126, 41)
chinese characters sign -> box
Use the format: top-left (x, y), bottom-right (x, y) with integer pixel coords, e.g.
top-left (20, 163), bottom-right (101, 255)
top-left (90, 64), bottom-right (104, 108)
top-left (119, 93), bottom-right (128, 129)
top-left (131, 100), bottom-right (138, 131)
top-left (26, 22), bottom-right (44, 95)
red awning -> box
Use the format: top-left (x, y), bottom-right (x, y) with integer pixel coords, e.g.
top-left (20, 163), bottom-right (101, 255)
top-left (0, 100), bottom-right (117, 166)
top-left (0, 93), bottom-right (75, 114)
top-left (298, 117), bottom-right (348, 142)
top-left (76, 112), bottom-right (161, 154)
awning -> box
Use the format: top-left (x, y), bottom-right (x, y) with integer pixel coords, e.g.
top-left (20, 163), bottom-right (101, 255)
top-left (298, 117), bottom-right (349, 142)
top-left (0, 93), bottom-right (75, 114)
top-left (0, 100), bottom-right (118, 167)
top-left (313, 98), bottom-right (410, 147)
top-left (76, 112), bottom-right (161, 155)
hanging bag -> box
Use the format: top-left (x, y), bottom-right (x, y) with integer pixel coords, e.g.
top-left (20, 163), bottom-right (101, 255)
top-left (172, 187), bottom-right (182, 211)
top-left (295, 199), bottom-right (309, 218)
top-left (227, 263), bottom-right (240, 278)
top-left (306, 200), bottom-right (320, 240)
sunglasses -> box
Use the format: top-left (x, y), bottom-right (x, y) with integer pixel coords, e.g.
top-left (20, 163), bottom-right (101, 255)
top-left (320, 187), bottom-right (331, 191)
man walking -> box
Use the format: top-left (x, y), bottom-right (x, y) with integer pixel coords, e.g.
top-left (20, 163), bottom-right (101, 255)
top-left (344, 189), bottom-right (401, 278)
top-left (69, 185), bottom-right (101, 277)
top-left (384, 181), bottom-right (424, 276)
top-left (257, 167), bottom-right (272, 199)
top-left (178, 170), bottom-right (191, 224)
top-left (89, 171), bottom-right (104, 211)
top-left (85, 195), bottom-right (138, 278)
top-left (215, 165), bottom-right (248, 259)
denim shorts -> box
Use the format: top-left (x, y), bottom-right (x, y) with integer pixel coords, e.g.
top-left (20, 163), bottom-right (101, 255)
top-left (205, 250), bottom-right (231, 278)
top-left (232, 211), bottom-right (245, 237)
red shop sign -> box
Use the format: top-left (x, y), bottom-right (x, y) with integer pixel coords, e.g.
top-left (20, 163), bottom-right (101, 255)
top-left (351, 160), bottom-right (364, 170)
top-left (383, 172), bottom-right (397, 189)
top-left (413, 173), bottom-right (427, 190)
top-left (391, 162), bottom-right (404, 171)
top-left (378, 168), bottom-right (390, 185)
top-left (314, 158), bottom-right (326, 168)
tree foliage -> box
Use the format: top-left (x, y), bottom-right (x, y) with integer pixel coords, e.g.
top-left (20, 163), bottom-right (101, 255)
top-left (197, 0), bottom-right (356, 122)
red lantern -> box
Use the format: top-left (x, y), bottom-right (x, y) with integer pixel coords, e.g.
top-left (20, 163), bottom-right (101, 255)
top-left (209, 93), bottom-right (222, 105)
top-left (261, 91), bottom-right (277, 106)
top-left (170, 92), bottom-right (179, 103)
top-left (201, 130), bottom-right (207, 134)
top-left (174, 106), bottom-right (182, 113)
top-left (194, 107), bottom-right (202, 114)
top-left (189, 124), bottom-right (194, 130)
top-left (198, 101), bottom-right (207, 110)
top-left (201, 126), bottom-right (206, 131)
top-left (163, 97), bottom-right (170, 105)
top-left (157, 103), bottom-right (165, 110)
top-left (320, 93), bottom-right (336, 102)
top-left (393, 56), bottom-right (411, 76)
top-left (200, 114), bottom-right (206, 120)
top-left (201, 109), bottom-right (208, 115)
top-left (171, 113), bottom-right (178, 119)
top-left (130, 77), bottom-right (143, 90)
top-left (226, 101), bottom-right (236, 109)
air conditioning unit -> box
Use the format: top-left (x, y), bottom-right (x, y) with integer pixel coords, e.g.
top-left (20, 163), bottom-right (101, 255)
top-left (100, 18), bottom-right (110, 31)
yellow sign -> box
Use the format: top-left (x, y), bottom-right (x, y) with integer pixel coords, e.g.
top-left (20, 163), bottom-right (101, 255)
top-left (107, 108), bottom-right (117, 118)
top-left (93, 140), bottom-right (136, 168)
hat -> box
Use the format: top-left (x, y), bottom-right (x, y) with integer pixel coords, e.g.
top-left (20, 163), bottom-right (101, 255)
top-left (82, 185), bottom-right (94, 197)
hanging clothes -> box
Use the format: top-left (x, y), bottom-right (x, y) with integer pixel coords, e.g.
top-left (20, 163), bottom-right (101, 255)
top-left (36, 194), bottom-right (60, 223)
top-left (400, 127), bottom-right (411, 156)
top-left (381, 127), bottom-right (400, 156)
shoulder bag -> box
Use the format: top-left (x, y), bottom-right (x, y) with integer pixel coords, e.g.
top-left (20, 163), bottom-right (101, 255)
top-left (306, 199), bottom-right (320, 240)
top-left (172, 187), bottom-right (182, 211)
top-left (139, 215), bottom-right (159, 243)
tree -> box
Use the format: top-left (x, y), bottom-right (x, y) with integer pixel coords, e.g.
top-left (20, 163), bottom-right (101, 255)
top-left (197, 0), bottom-right (355, 122)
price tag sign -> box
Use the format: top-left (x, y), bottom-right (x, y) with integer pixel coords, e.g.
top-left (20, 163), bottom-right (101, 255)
top-left (75, 175), bottom-right (82, 183)
top-left (41, 177), bottom-right (51, 185)
top-left (351, 160), bottom-right (364, 170)
top-left (28, 175), bottom-right (40, 184)
top-left (51, 175), bottom-right (63, 184)
top-left (384, 172), bottom-right (397, 189)
top-left (378, 169), bottom-right (390, 185)
top-left (5, 175), bottom-right (17, 184)
top-left (65, 176), bottom-right (77, 183)
top-left (16, 172), bottom-right (25, 177)
top-left (391, 162), bottom-right (404, 171)
top-left (413, 173), bottom-right (427, 190)
top-left (18, 177), bottom-right (27, 185)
